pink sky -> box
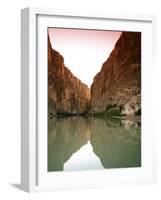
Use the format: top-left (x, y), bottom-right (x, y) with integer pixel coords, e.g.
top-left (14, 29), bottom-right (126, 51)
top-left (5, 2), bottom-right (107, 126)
top-left (48, 28), bottom-right (121, 88)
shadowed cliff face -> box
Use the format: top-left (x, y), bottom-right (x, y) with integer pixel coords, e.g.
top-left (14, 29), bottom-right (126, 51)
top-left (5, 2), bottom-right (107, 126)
top-left (48, 31), bottom-right (141, 172)
top-left (90, 32), bottom-right (141, 115)
top-left (48, 36), bottom-right (90, 116)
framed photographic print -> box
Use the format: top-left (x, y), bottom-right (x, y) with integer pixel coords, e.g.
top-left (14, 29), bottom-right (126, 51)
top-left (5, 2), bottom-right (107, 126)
top-left (21, 7), bottom-right (156, 192)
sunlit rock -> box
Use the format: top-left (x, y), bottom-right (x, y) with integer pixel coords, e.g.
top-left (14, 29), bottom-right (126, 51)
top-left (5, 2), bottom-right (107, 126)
top-left (121, 95), bottom-right (141, 115)
top-left (90, 32), bottom-right (141, 115)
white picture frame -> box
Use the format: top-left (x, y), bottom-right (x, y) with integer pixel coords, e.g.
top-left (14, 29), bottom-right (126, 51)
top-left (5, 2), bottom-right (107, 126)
top-left (21, 7), bottom-right (157, 192)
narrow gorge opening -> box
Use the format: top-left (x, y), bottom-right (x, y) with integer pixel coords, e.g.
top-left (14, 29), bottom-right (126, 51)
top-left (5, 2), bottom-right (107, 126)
top-left (48, 28), bottom-right (141, 118)
top-left (48, 28), bottom-right (141, 172)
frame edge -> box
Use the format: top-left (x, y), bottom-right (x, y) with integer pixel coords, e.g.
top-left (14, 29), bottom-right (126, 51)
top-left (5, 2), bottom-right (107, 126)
top-left (21, 7), bottom-right (30, 192)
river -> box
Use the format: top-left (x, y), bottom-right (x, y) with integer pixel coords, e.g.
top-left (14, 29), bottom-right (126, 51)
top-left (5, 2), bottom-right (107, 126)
top-left (48, 116), bottom-right (141, 172)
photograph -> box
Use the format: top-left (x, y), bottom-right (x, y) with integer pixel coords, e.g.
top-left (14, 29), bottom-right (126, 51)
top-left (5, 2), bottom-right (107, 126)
top-left (47, 28), bottom-right (141, 172)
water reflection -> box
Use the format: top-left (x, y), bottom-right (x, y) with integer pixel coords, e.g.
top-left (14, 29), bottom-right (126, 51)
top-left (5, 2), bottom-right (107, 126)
top-left (48, 116), bottom-right (90, 171)
top-left (48, 116), bottom-right (141, 171)
top-left (90, 117), bottom-right (141, 169)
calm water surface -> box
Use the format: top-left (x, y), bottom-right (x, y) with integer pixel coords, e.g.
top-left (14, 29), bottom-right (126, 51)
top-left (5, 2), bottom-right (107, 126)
top-left (48, 116), bottom-right (141, 171)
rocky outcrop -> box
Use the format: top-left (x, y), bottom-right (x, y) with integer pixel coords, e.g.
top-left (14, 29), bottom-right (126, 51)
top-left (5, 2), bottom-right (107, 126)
top-left (90, 32), bottom-right (141, 115)
top-left (48, 36), bottom-right (90, 116)
top-left (121, 94), bottom-right (141, 115)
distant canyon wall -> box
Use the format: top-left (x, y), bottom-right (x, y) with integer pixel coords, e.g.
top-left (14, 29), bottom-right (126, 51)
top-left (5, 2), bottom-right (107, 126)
top-left (48, 32), bottom-right (141, 116)
top-left (48, 36), bottom-right (90, 116)
top-left (90, 32), bottom-right (141, 115)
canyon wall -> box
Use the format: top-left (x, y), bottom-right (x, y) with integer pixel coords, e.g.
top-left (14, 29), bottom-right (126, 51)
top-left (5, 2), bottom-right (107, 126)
top-left (48, 36), bottom-right (90, 116)
top-left (90, 32), bottom-right (141, 115)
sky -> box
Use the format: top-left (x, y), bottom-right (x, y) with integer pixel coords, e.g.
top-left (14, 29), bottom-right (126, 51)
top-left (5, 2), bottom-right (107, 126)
top-left (48, 28), bottom-right (121, 88)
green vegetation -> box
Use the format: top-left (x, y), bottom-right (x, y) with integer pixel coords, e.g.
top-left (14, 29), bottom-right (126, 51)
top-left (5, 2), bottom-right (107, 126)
top-left (105, 107), bottom-right (121, 116)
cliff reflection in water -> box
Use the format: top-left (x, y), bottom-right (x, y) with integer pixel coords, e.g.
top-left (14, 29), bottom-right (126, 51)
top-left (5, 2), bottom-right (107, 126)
top-left (48, 116), bottom-right (141, 172)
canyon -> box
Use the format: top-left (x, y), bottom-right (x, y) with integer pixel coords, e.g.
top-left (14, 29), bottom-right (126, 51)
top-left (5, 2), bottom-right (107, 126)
top-left (48, 36), bottom-right (90, 116)
top-left (90, 32), bottom-right (141, 116)
top-left (48, 32), bottom-right (141, 116)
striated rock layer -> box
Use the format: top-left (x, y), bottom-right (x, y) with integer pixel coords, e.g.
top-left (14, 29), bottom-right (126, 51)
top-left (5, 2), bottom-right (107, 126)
top-left (48, 36), bottom-right (90, 115)
top-left (90, 32), bottom-right (141, 115)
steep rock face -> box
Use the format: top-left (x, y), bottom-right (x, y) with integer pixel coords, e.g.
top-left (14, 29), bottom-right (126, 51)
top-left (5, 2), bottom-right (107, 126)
top-left (121, 94), bottom-right (141, 115)
top-left (48, 36), bottom-right (90, 115)
top-left (90, 32), bottom-right (141, 115)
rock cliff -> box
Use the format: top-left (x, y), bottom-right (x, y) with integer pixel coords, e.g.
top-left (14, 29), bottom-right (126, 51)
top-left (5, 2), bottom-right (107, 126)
top-left (90, 32), bottom-right (141, 115)
top-left (48, 36), bottom-right (90, 116)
